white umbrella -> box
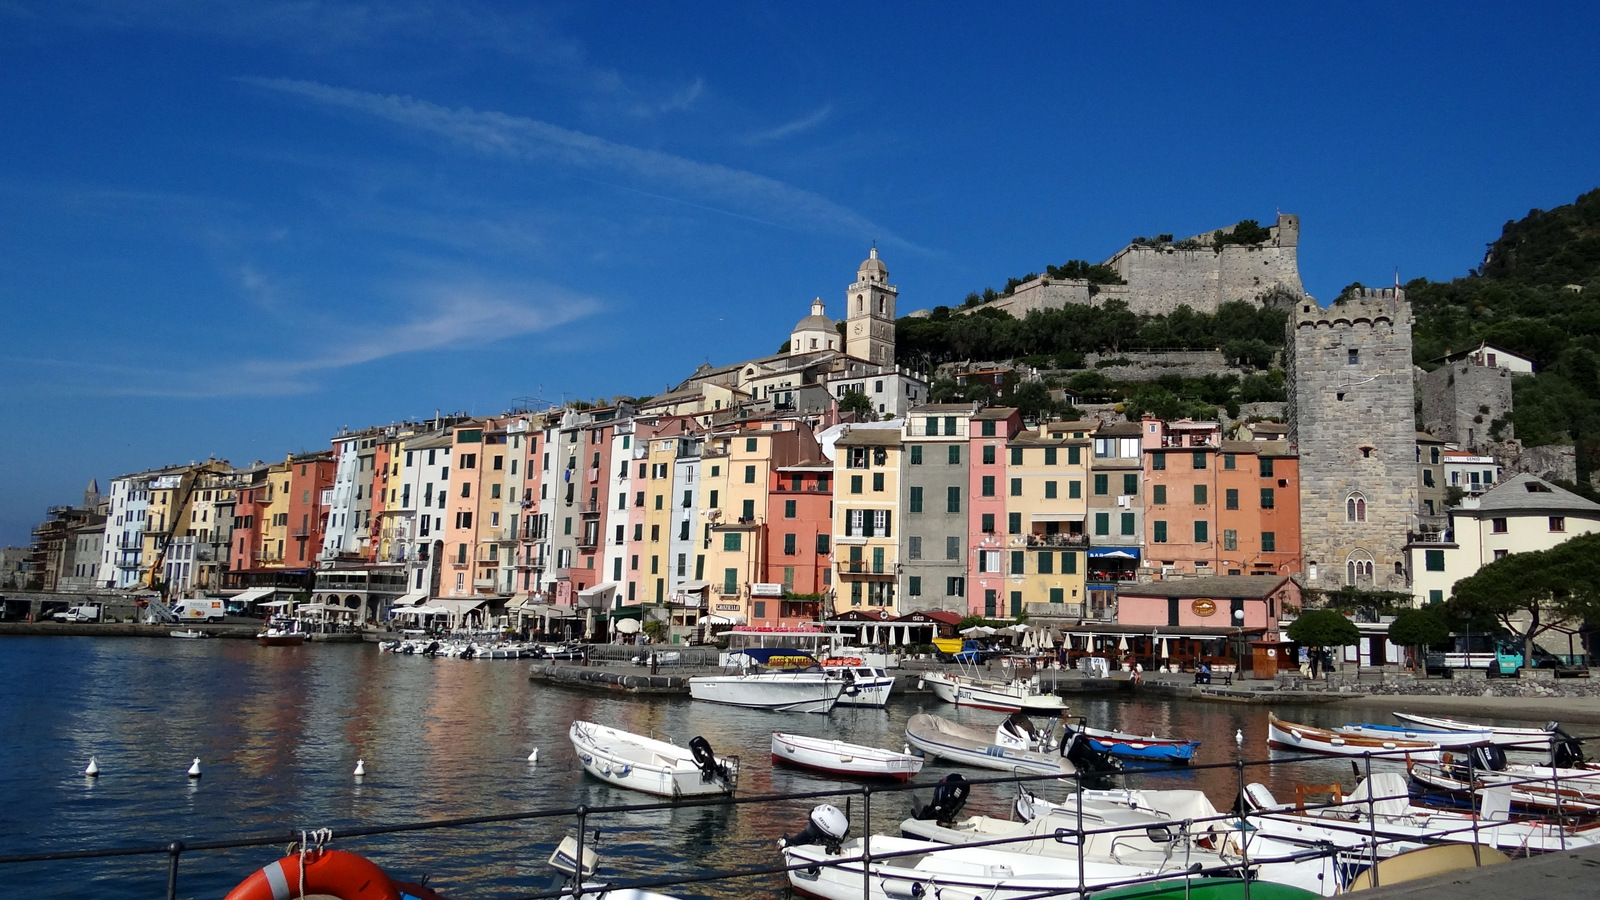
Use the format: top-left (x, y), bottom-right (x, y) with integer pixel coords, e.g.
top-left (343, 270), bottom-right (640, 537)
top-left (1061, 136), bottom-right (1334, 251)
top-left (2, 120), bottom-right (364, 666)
top-left (1118, 635), bottom-right (1129, 652)
top-left (614, 618), bottom-right (641, 634)
top-left (960, 625), bottom-right (990, 636)
top-left (1160, 637), bottom-right (1170, 658)
top-left (1041, 629), bottom-right (1055, 650)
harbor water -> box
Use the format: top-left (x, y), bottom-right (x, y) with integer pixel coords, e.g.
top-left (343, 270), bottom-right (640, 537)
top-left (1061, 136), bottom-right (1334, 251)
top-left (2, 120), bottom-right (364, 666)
top-left (0, 637), bottom-right (1531, 899)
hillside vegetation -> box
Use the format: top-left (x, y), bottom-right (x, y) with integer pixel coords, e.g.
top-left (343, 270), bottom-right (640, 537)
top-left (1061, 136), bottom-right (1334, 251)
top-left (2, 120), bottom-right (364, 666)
top-left (1409, 188), bottom-right (1600, 473)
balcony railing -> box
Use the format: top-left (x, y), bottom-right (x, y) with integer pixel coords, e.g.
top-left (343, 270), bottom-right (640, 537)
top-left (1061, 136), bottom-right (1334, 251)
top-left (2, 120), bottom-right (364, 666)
top-left (840, 558), bottom-right (897, 575)
top-left (1025, 533), bottom-right (1089, 548)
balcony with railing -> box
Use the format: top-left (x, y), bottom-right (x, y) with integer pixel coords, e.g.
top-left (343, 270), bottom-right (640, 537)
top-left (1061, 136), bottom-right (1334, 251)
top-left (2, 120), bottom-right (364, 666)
top-left (580, 502), bottom-right (602, 516)
top-left (1025, 533), bottom-right (1089, 549)
top-left (839, 557), bottom-right (897, 576)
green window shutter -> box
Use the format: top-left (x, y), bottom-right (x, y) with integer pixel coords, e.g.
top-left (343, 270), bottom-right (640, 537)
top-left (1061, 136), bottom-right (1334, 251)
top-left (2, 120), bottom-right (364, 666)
top-left (1260, 457), bottom-right (1275, 477)
top-left (1151, 451), bottom-right (1165, 471)
top-left (1038, 552), bottom-right (1053, 575)
top-left (981, 513), bottom-right (995, 533)
top-left (1011, 550), bottom-right (1025, 574)
top-left (982, 446), bottom-right (996, 464)
top-left (1425, 549), bottom-right (1445, 571)
top-left (785, 499), bottom-right (796, 518)
top-left (1427, 590), bottom-right (1442, 605)
top-left (909, 576), bottom-right (921, 596)
top-left (947, 487), bottom-right (961, 513)
top-left (948, 445), bottom-right (961, 464)
top-left (1068, 445), bottom-right (1081, 465)
top-left (722, 568), bottom-right (738, 594)
top-left (1120, 512), bottom-right (1135, 535)
top-left (1093, 474), bottom-right (1108, 495)
top-left (1194, 520), bottom-right (1208, 543)
top-left (909, 486), bottom-right (923, 513)
top-left (1226, 489), bottom-right (1239, 510)
top-left (1123, 474), bottom-right (1138, 495)
top-left (910, 445), bottom-right (923, 465)
top-left (850, 475), bottom-right (862, 494)
top-left (1045, 447), bottom-right (1058, 466)
top-left (1261, 488), bottom-right (1275, 509)
top-left (1262, 531), bottom-right (1276, 552)
top-left (1094, 512), bottom-right (1109, 535)
top-left (1010, 478), bottom-right (1022, 496)
top-left (784, 533), bottom-right (796, 554)
top-left (1008, 512), bottom-right (1021, 534)
top-left (1062, 552), bottom-right (1076, 574)
top-left (1010, 447), bottom-right (1023, 465)
top-left (1194, 484), bottom-right (1207, 505)
top-left (1044, 481), bottom-right (1057, 499)
top-left (1153, 484), bottom-right (1166, 505)
top-left (1154, 521), bottom-right (1168, 543)
top-left (1049, 587), bottom-right (1064, 604)
top-left (723, 532), bottom-right (741, 551)
top-left (981, 475), bottom-right (995, 496)
top-left (1192, 451), bottom-right (1207, 469)
top-left (872, 472), bottom-right (884, 491)
top-left (1069, 480), bottom-right (1081, 499)
top-left (1010, 592), bottom-right (1022, 616)
top-left (742, 499), bottom-right (755, 519)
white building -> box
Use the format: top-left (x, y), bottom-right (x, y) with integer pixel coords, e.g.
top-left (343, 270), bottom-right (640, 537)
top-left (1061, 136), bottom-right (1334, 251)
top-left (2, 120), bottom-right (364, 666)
top-left (1443, 449), bottom-right (1501, 496)
top-left (1410, 474), bottom-right (1600, 606)
top-left (103, 473), bottom-right (153, 589)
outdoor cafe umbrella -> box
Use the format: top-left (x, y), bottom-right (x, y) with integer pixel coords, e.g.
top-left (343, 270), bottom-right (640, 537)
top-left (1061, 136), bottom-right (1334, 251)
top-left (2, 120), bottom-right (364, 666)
top-left (1118, 635), bottom-right (1129, 652)
top-left (614, 618), bottom-right (642, 634)
top-left (960, 625), bottom-right (996, 637)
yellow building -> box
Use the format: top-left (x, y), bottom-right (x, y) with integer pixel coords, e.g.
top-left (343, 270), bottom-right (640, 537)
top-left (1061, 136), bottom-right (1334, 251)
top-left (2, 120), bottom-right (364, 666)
top-left (832, 426), bottom-right (902, 614)
top-left (257, 459), bottom-right (294, 569)
top-left (1003, 424), bottom-right (1090, 617)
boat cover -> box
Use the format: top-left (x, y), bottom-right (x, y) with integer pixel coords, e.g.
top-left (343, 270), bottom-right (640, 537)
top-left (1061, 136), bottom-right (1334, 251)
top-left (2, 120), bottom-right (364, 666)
top-left (740, 648), bottom-right (821, 670)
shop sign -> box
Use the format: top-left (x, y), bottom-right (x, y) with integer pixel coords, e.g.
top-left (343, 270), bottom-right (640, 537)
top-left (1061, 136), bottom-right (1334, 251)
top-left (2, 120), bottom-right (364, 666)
top-left (1191, 598), bottom-right (1217, 617)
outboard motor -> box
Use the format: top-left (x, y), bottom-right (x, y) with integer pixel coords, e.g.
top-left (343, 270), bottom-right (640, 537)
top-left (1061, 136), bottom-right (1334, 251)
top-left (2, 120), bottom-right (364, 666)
top-left (997, 712), bottom-right (1038, 749)
top-left (689, 736), bottom-right (734, 786)
top-left (460, 644), bottom-right (476, 660)
top-left (1061, 722), bottom-right (1121, 784)
top-left (910, 773), bottom-right (971, 825)
top-left (1466, 744), bottom-right (1508, 774)
top-left (779, 804), bottom-right (849, 853)
top-left (422, 640), bottom-right (441, 657)
top-left (1549, 723), bottom-right (1586, 769)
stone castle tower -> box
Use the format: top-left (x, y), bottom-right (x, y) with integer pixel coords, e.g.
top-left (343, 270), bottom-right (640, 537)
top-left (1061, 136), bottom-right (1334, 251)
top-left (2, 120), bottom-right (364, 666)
top-left (1286, 288), bottom-right (1416, 593)
top-left (846, 247), bottom-right (897, 365)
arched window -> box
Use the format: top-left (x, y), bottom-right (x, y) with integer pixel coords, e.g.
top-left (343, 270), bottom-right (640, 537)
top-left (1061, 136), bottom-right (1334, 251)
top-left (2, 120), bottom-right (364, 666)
top-left (1346, 551), bottom-right (1374, 585)
top-left (1346, 492), bottom-right (1367, 523)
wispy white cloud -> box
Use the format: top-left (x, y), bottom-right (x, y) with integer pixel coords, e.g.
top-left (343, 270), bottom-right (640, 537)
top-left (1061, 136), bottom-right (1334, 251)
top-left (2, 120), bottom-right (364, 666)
top-left (657, 78), bottom-right (704, 114)
top-left (243, 78), bottom-right (908, 246)
top-left (5, 279), bottom-right (598, 398)
top-left (745, 104), bottom-right (833, 144)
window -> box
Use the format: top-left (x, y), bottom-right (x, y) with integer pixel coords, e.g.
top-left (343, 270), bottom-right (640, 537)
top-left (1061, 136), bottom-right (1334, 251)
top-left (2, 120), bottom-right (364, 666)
top-left (1260, 488), bottom-right (1275, 509)
top-left (1191, 452), bottom-right (1206, 469)
top-left (784, 533), bottom-right (796, 555)
top-left (1194, 520), bottom-right (1208, 543)
top-left (1010, 447), bottom-right (1023, 465)
top-left (1153, 484), bottom-right (1166, 505)
top-left (723, 532), bottom-right (741, 551)
top-left (908, 487), bottom-right (923, 513)
top-left (1062, 552), bottom-right (1076, 574)
top-left (1348, 348), bottom-right (1360, 365)
top-left (947, 445), bottom-right (960, 464)
top-left (723, 568), bottom-right (738, 595)
top-left (1223, 529), bottom-right (1238, 551)
top-left (1008, 512), bottom-right (1021, 534)
top-left (1121, 512), bottom-right (1136, 535)
top-left (1094, 512), bottom-right (1109, 536)
top-left (1153, 521), bottom-right (1168, 543)
top-left (784, 499), bottom-right (796, 519)
top-left (1009, 477), bottom-right (1022, 496)
top-left (1423, 470), bottom-right (1435, 487)
top-left (816, 534), bottom-right (830, 553)
top-left (1346, 492), bottom-right (1367, 523)
top-left (850, 475), bottom-right (863, 494)
top-left (460, 453), bottom-right (476, 469)
top-left (872, 472), bottom-right (885, 492)
top-left (908, 576), bottom-right (922, 597)
top-left (1151, 451), bottom-right (1166, 471)
top-left (1093, 474), bottom-right (1108, 495)
top-left (1045, 447), bottom-right (1058, 466)
top-left (1494, 549), bottom-right (1508, 560)
top-left (981, 513), bottom-right (995, 533)
top-left (980, 549), bottom-right (1000, 572)
top-left (910, 445), bottom-right (923, 465)
top-left (924, 417), bottom-right (938, 436)
top-left (743, 465), bottom-right (756, 484)
top-left (1491, 517), bottom-right (1508, 533)
top-left (1044, 481), bottom-right (1057, 499)
top-left (982, 446), bottom-right (995, 465)
top-left (947, 487), bottom-right (961, 512)
top-left (635, 491), bottom-right (645, 507)
top-left (1551, 516), bottom-right (1567, 532)
top-left (1261, 531), bottom-right (1276, 552)
top-left (460, 482), bottom-right (471, 498)
top-left (873, 509), bottom-right (891, 537)
top-left (944, 416), bottom-right (957, 436)
top-left (742, 499), bottom-right (755, 520)
top-left (1037, 552), bottom-right (1053, 574)
top-left (1260, 457), bottom-right (1275, 477)
top-left (1225, 488), bottom-right (1239, 510)
top-left (1425, 549), bottom-right (1445, 571)
top-left (982, 420), bottom-right (996, 436)
top-left (1068, 445), bottom-right (1081, 465)
top-left (1069, 480), bottom-right (1081, 499)
top-left (908, 536), bottom-right (922, 559)
top-left (708, 489), bottom-right (719, 509)
top-left (1123, 474), bottom-right (1138, 496)
top-left (1223, 453), bottom-right (1236, 470)
top-left (946, 536), bottom-right (960, 559)
top-left (1193, 484), bottom-right (1207, 505)
top-left (1428, 589), bottom-right (1443, 605)
top-left (947, 577), bottom-right (964, 597)
top-left (454, 511), bottom-right (473, 529)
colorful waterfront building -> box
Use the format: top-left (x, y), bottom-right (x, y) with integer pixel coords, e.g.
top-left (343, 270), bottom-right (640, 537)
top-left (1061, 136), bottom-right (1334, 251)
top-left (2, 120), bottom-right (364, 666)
top-left (765, 447), bottom-right (833, 627)
top-left (1003, 423), bottom-right (1090, 619)
top-left (832, 424), bottom-right (902, 615)
top-left (902, 403), bottom-right (978, 616)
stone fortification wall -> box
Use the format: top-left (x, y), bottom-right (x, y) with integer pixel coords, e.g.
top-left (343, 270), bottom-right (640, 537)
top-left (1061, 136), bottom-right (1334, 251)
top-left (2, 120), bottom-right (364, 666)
top-left (1493, 441), bottom-right (1580, 485)
top-left (1084, 350), bottom-right (1248, 382)
top-left (1287, 289), bottom-right (1416, 593)
top-left (1418, 361), bottom-right (1515, 451)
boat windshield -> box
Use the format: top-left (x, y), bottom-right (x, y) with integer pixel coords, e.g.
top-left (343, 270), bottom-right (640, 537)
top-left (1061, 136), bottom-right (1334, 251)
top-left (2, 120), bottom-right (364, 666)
top-left (725, 629), bottom-right (840, 656)
top-left (738, 648), bottom-right (822, 672)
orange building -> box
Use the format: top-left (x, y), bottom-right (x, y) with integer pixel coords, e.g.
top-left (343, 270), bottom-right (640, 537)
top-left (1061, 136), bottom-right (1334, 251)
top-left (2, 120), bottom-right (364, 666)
top-left (1143, 418), bottom-right (1223, 574)
top-left (284, 452), bottom-right (336, 568)
top-left (764, 455), bottom-right (833, 627)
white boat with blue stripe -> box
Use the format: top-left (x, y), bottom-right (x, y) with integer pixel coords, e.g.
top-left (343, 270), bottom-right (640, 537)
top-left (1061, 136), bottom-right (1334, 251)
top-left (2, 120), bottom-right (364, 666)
top-left (569, 721), bottom-right (738, 798)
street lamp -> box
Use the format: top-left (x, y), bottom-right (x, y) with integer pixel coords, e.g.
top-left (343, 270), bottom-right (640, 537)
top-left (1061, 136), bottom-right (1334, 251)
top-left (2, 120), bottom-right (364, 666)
top-left (1233, 608), bottom-right (1246, 677)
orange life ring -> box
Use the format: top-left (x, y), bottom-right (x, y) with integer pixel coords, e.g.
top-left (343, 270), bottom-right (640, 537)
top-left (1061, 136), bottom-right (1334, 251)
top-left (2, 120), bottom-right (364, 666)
top-left (224, 849), bottom-right (448, 900)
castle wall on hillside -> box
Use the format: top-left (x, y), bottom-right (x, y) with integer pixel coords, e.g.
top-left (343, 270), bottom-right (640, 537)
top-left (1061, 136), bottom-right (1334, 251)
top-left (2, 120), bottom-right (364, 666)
top-left (1286, 288), bottom-right (1416, 594)
top-left (1418, 360), bottom-right (1516, 451)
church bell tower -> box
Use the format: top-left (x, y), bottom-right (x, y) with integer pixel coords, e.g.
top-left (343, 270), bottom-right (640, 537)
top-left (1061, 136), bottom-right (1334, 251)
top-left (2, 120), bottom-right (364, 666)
top-left (845, 247), bottom-right (897, 365)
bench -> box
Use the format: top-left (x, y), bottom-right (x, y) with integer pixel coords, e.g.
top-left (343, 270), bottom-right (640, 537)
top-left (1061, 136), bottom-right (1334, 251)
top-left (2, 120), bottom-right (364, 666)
top-left (1193, 671), bottom-right (1233, 686)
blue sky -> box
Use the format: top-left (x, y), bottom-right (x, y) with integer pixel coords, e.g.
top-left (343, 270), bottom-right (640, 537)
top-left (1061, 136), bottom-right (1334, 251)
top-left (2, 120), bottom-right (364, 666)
top-left (2, 1), bottom-right (1597, 545)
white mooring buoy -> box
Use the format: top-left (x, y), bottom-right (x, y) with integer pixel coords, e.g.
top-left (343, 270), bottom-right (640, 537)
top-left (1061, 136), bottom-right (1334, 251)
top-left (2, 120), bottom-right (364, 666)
top-left (354, 759), bottom-right (366, 777)
top-left (85, 757), bottom-right (100, 778)
top-left (528, 748), bottom-right (539, 763)
top-left (187, 758), bottom-right (202, 778)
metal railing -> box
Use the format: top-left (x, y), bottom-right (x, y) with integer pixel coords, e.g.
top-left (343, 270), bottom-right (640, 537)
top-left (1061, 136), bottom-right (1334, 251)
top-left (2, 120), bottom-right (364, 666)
top-left (3, 725), bottom-right (1589, 900)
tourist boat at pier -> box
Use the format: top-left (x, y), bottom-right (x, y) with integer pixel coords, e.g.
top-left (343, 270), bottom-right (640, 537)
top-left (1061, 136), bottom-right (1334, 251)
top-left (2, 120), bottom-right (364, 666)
top-left (717, 626), bottom-right (899, 669)
top-left (1336, 722), bottom-right (1492, 750)
top-left (1267, 713), bottom-right (1442, 762)
top-left (257, 619), bottom-right (307, 646)
top-left (903, 713), bottom-right (1080, 776)
top-left (819, 658), bottom-right (895, 707)
top-left (569, 721), bottom-right (737, 798)
top-left (688, 648), bottom-right (846, 713)
top-left (1392, 712), bottom-right (1556, 751)
top-left (770, 731), bottom-right (922, 780)
top-left (919, 669), bottom-right (1067, 714)
top-left (1080, 724), bottom-right (1200, 764)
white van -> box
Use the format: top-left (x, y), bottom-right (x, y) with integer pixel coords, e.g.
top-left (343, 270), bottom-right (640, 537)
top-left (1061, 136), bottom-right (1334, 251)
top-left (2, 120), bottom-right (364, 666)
top-left (171, 599), bottom-right (226, 623)
top-left (53, 602), bottom-right (103, 623)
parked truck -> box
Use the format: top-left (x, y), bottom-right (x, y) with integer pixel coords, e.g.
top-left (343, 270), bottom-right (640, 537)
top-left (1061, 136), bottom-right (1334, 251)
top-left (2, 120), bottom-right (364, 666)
top-left (1426, 634), bottom-right (1589, 677)
top-left (52, 602), bottom-right (102, 623)
top-left (170, 599), bottom-right (226, 623)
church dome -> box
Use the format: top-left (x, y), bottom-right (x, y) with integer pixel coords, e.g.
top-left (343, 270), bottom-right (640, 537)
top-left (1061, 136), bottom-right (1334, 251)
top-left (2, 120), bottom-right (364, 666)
top-left (793, 298), bottom-right (834, 332)
top-left (858, 246), bottom-right (888, 278)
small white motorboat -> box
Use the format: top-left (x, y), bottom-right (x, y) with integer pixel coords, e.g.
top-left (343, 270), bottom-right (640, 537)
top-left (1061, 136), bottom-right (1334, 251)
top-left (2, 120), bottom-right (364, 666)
top-left (1392, 712), bottom-right (1555, 751)
top-left (919, 670), bottom-right (1067, 714)
top-left (688, 649), bottom-right (846, 713)
top-left (170, 629), bottom-right (208, 639)
top-left (904, 713), bottom-right (1074, 776)
top-left (569, 721), bottom-right (737, 798)
top-left (1337, 722), bottom-right (1491, 750)
top-left (1267, 713), bottom-right (1441, 762)
top-left (771, 732), bottom-right (922, 781)
top-left (820, 658), bottom-right (895, 708)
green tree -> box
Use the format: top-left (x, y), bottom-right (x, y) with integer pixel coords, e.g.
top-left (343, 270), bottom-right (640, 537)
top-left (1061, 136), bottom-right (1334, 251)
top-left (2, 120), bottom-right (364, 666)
top-left (1448, 532), bottom-right (1600, 662)
top-left (838, 389), bottom-right (874, 421)
top-left (1285, 609), bottom-right (1361, 649)
top-left (641, 618), bottom-right (668, 644)
top-left (1387, 607), bottom-right (1451, 676)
